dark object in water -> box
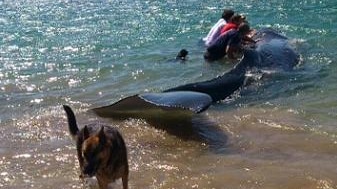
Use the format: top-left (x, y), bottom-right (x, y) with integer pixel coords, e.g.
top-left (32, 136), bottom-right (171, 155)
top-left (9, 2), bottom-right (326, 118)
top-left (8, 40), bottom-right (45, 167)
top-left (176, 49), bottom-right (189, 60)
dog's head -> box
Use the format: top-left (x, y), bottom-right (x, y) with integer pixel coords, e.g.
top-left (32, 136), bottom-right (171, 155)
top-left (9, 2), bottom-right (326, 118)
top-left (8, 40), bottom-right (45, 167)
top-left (81, 126), bottom-right (108, 177)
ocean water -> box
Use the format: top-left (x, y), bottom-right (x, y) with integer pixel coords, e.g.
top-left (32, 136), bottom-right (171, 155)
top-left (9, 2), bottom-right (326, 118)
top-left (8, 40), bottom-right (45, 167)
top-left (1, 0), bottom-right (337, 188)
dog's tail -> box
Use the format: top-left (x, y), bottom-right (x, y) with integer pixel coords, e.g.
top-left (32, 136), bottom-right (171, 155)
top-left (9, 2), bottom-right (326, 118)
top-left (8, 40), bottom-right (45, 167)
top-left (63, 105), bottom-right (79, 138)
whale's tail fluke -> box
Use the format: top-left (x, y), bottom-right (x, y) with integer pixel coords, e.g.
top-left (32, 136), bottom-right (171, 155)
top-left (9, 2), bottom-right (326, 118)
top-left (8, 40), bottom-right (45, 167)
top-left (91, 92), bottom-right (229, 144)
top-left (91, 91), bottom-right (213, 120)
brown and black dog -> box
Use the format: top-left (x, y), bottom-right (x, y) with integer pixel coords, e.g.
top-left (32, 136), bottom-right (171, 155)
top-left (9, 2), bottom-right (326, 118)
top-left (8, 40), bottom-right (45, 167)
top-left (63, 105), bottom-right (129, 189)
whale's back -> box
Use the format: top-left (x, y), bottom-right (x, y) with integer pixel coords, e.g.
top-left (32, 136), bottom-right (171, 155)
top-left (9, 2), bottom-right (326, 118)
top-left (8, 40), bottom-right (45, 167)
top-left (252, 28), bottom-right (299, 71)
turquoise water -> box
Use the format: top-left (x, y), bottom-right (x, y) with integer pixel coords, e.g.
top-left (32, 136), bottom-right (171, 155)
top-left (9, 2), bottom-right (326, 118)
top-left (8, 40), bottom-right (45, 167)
top-left (1, 0), bottom-right (337, 188)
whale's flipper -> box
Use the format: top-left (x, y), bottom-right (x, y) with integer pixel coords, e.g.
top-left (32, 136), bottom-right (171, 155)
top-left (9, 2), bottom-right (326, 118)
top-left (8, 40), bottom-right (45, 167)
top-left (91, 91), bottom-right (213, 120)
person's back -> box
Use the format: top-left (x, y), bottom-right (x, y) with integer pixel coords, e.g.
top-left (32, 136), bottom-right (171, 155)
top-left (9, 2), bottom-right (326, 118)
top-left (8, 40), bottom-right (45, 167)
top-left (203, 9), bottom-right (234, 47)
top-left (203, 18), bottom-right (226, 46)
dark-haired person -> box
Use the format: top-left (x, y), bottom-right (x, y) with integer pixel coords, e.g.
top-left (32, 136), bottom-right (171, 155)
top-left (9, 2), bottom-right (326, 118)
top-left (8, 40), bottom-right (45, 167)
top-left (203, 9), bottom-right (234, 47)
top-left (220, 14), bottom-right (246, 35)
top-left (204, 23), bottom-right (252, 61)
top-left (176, 49), bottom-right (189, 61)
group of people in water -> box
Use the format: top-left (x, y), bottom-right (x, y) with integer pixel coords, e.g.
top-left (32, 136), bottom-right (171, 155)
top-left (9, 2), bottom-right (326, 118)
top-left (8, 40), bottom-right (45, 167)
top-left (203, 9), bottom-right (256, 61)
top-left (177, 9), bottom-right (255, 62)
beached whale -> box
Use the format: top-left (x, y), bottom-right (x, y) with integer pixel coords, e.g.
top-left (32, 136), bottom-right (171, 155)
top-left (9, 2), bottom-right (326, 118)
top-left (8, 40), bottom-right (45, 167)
top-left (92, 28), bottom-right (299, 119)
top-left (164, 28), bottom-right (299, 102)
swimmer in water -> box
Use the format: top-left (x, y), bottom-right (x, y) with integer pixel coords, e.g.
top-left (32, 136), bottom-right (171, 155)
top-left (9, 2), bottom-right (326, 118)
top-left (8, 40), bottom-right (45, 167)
top-left (176, 49), bottom-right (189, 61)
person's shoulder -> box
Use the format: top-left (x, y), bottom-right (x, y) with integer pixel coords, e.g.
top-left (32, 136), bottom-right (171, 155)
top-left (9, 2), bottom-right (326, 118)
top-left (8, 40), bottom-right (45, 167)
top-left (214, 18), bottom-right (226, 27)
top-left (225, 29), bottom-right (238, 36)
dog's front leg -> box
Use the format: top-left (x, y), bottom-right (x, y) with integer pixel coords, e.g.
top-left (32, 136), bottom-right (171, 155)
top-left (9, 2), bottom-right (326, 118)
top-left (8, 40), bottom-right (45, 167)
top-left (97, 177), bottom-right (108, 189)
top-left (122, 174), bottom-right (128, 189)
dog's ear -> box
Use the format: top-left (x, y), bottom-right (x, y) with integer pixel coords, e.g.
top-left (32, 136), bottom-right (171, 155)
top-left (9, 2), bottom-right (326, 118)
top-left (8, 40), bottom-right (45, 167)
top-left (98, 127), bottom-right (106, 145)
top-left (83, 125), bottom-right (90, 140)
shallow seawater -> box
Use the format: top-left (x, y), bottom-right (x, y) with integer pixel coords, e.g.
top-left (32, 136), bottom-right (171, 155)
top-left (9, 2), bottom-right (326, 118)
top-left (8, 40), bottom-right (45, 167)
top-left (1, 0), bottom-right (337, 188)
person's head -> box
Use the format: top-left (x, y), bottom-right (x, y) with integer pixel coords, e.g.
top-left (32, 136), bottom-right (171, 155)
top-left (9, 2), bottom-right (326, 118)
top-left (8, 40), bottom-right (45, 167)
top-left (221, 9), bottom-right (234, 22)
top-left (238, 14), bottom-right (246, 24)
top-left (176, 49), bottom-right (188, 60)
top-left (237, 23), bottom-right (251, 35)
top-left (229, 14), bottom-right (245, 25)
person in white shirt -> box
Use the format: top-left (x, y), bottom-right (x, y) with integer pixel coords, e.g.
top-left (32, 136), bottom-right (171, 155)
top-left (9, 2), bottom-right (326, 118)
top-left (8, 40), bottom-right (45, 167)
top-left (203, 9), bottom-right (234, 47)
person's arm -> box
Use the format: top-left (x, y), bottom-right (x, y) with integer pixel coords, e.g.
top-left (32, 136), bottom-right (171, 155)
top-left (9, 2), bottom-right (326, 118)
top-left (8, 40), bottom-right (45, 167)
top-left (226, 34), bottom-right (241, 59)
top-left (226, 45), bottom-right (238, 59)
top-left (243, 35), bottom-right (255, 43)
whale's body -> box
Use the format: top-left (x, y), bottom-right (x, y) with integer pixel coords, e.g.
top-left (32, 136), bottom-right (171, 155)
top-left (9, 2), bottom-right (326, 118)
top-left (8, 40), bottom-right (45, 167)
top-left (164, 28), bottom-right (299, 102)
top-left (252, 28), bottom-right (299, 71)
top-left (92, 28), bottom-right (299, 119)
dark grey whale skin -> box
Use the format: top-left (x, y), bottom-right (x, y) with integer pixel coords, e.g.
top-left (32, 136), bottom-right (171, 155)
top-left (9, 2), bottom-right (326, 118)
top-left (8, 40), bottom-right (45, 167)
top-left (163, 51), bottom-right (250, 102)
top-left (251, 28), bottom-right (299, 71)
top-left (92, 28), bottom-right (299, 117)
top-left (164, 28), bottom-right (299, 102)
